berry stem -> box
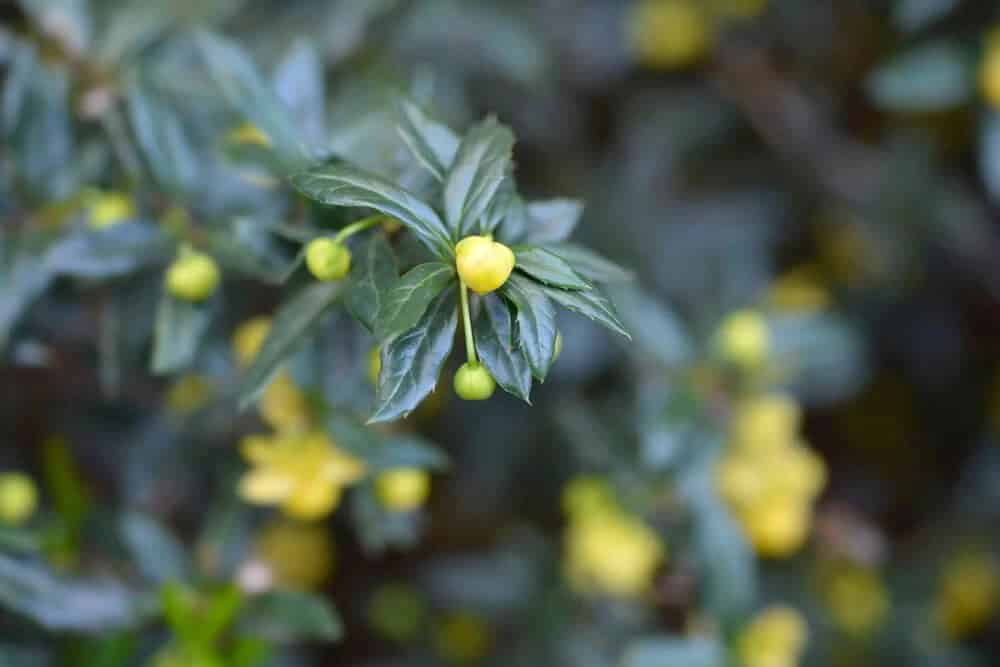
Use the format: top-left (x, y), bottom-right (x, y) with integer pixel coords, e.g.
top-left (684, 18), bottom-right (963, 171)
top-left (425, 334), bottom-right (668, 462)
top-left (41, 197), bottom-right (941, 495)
top-left (333, 215), bottom-right (386, 244)
top-left (459, 280), bottom-right (477, 364)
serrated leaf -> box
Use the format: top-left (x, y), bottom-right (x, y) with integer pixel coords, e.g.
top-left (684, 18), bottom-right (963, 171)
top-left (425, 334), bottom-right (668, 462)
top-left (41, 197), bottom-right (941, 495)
top-left (375, 262), bottom-right (454, 342)
top-left (397, 99), bottom-right (460, 181)
top-left (237, 281), bottom-right (343, 409)
top-left (195, 30), bottom-right (309, 171)
top-left (540, 283), bottom-right (630, 339)
top-left (119, 512), bottom-right (191, 585)
top-left (151, 293), bottom-right (212, 375)
top-left (369, 289), bottom-right (457, 423)
top-left (501, 274), bottom-right (558, 380)
top-left (346, 233), bottom-right (398, 331)
top-left (521, 199), bottom-right (583, 244)
top-left (622, 638), bottom-right (725, 667)
top-left (443, 117), bottom-right (515, 238)
top-left (290, 163), bottom-right (452, 258)
top-left (513, 246), bottom-right (591, 290)
top-left (273, 39), bottom-right (325, 145)
top-left (474, 294), bottom-right (532, 401)
top-left (542, 242), bottom-right (633, 283)
top-left (240, 591), bottom-right (342, 642)
top-left (0, 554), bottom-right (146, 632)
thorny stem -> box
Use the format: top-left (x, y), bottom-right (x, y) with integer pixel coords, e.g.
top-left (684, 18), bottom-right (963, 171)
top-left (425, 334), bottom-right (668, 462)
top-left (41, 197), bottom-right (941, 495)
top-left (459, 281), bottom-right (477, 364)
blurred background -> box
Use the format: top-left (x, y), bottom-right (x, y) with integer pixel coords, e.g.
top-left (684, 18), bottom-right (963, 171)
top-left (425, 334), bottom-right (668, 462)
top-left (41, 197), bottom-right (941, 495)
top-left (4, 0), bottom-right (1000, 666)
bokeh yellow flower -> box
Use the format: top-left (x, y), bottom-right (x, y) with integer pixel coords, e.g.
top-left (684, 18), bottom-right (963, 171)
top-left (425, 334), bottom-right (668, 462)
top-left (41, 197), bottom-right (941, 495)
top-left (375, 468), bottom-right (431, 512)
top-left (434, 611), bottom-right (492, 664)
top-left (165, 374), bottom-right (214, 416)
top-left (823, 565), bottom-right (889, 637)
top-left (935, 551), bottom-right (999, 638)
top-left (981, 33), bottom-right (1000, 109)
top-left (738, 606), bottom-right (809, 667)
top-left (0, 472), bottom-right (38, 525)
top-left (239, 430), bottom-right (366, 520)
top-left (232, 316), bottom-right (271, 368)
top-left (86, 190), bottom-right (135, 229)
top-left (628, 0), bottom-right (710, 70)
top-left (258, 370), bottom-right (312, 433)
top-left (715, 309), bottom-right (770, 370)
top-left (368, 583), bottom-right (426, 643)
top-left (256, 519), bottom-right (335, 590)
top-left (766, 266), bottom-right (831, 314)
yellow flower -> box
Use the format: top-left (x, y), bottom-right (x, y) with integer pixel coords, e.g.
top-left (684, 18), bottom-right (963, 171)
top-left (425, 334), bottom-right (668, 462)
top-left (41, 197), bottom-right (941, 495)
top-left (731, 394), bottom-right (801, 454)
top-left (564, 507), bottom-right (665, 597)
top-left (823, 565), bottom-right (889, 637)
top-left (258, 371), bottom-right (312, 433)
top-left (766, 266), bottom-right (831, 314)
top-left (455, 235), bottom-right (515, 295)
top-left (375, 469), bottom-right (431, 512)
top-left (0, 472), bottom-right (38, 525)
top-left (164, 374), bottom-right (214, 416)
top-left (239, 430), bottom-right (366, 520)
top-left (226, 122), bottom-right (272, 148)
top-left (982, 37), bottom-right (1000, 109)
top-left (368, 583), bottom-right (426, 643)
top-left (562, 476), bottom-right (614, 516)
top-left (232, 317), bottom-right (271, 368)
top-left (935, 551), bottom-right (999, 638)
top-left (87, 190), bottom-right (135, 229)
top-left (434, 612), bottom-right (492, 664)
top-left (256, 519), bottom-right (335, 590)
top-left (740, 497), bottom-right (811, 559)
top-left (628, 0), bottom-right (710, 70)
top-left (715, 309), bottom-right (769, 369)
top-left (738, 606), bottom-right (808, 667)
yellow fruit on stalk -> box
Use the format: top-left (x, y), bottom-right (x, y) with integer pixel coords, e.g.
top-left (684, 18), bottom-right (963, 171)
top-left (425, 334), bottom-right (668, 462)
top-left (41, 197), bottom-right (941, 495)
top-left (375, 469), bottom-right (431, 512)
top-left (305, 238), bottom-right (351, 281)
top-left (454, 362), bottom-right (496, 400)
top-left (166, 251), bottom-right (220, 303)
top-left (455, 235), bottom-right (515, 295)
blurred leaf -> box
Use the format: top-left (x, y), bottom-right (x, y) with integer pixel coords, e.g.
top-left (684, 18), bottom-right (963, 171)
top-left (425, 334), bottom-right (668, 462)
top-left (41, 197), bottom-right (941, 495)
top-left (894, 0), bottom-right (960, 32)
top-left (520, 199), bottom-right (583, 244)
top-left (608, 286), bottom-right (693, 368)
top-left (770, 313), bottom-right (868, 406)
top-left (41, 436), bottom-right (89, 547)
top-left (291, 163), bottom-right (453, 258)
top-left (346, 233), bottom-right (398, 332)
top-left (501, 274), bottom-right (557, 380)
top-left (363, 434), bottom-right (451, 472)
top-left (543, 243), bottom-right (634, 283)
top-left (443, 117), bottom-right (515, 238)
top-left (197, 586), bottom-right (244, 645)
top-left (119, 513), bottom-right (192, 585)
top-left (45, 221), bottom-right (172, 279)
top-left (375, 262), bottom-right (455, 342)
top-left (0, 526), bottom-right (39, 554)
top-left (196, 30), bottom-right (309, 171)
top-left (540, 283), bottom-right (630, 340)
top-left (369, 289), bottom-right (457, 423)
top-left (239, 591), bottom-right (342, 642)
top-left (866, 41), bottom-right (973, 112)
top-left (621, 637), bottom-right (725, 667)
top-left (0, 554), bottom-right (146, 632)
top-left (97, 0), bottom-right (177, 64)
top-left (272, 39), bottom-right (325, 145)
top-left (126, 80), bottom-right (200, 195)
top-left (979, 112), bottom-right (1000, 203)
top-left (397, 99), bottom-right (460, 181)
top-left (237, 281), bottom-right (343, 409)
top-left (203, 218), bottom-right (295, 283)
top-left (151, 293), bottom-right (212, 375)
top-left (475, 293), bottom-right (532, 401)
top-left (513, 246), bottom-right (591, 291)
top-left (350, 484), bottom-right (421, 554)
top-left (0, 253), bottom-right (53, 353)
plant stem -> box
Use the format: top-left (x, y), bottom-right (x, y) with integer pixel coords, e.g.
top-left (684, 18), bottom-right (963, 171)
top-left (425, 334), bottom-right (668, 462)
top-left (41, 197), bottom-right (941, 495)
top-left (459, 281), bottom-right (477, 364)
top-left (333, 215), bottom-right (386, 244)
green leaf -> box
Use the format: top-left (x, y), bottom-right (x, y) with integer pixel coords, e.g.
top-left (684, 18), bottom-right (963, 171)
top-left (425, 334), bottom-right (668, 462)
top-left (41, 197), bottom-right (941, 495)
top-left (513, 246), bottom-right (591, 290)
top-left (609, 286), bottom-right (693, 367)
top-left (622, 638), bottom-right (725, 667)
top-left (375, 262), bottom-right (455, 342)
top-left (397, 99), bottom-right (460, 181)
top-left (0, 253), bottom-right (53, 353)
top-left (369, 289), bottom-right (458, 423)
top-left (866, 41), bottom-right (973, 112)
top-left (151, 293), bottom-right (212, 375)
top-left (237, 281), bottom-right (343, 410)
top-left (363, 434), bottom-right (451, 472)
top-left (197, 586), bottom-right (244, 645)
top-left (0, 526), bottom-right (39, 554)
top-left (501, 274), bottom-right (558, 380)
top-left (239, 591), bottom-right (342, 643)
top-left (542, 242), bottom-right (634, 283)
top-left (195, 30), bottom-right (309, 171)
top-left (0, 554), bottom-right (146, 632)
top-left (203, 218), bottom-right (297, 284)
top-left (474, 294), bottom-right (532, 401)
top-left (346, 233), bottom-right (398, 332)
top-left (290, 163), bottom-right (452, 258)
top-left (443, 116), bottom-right (515, 238)
top-left (45, 222), bottom-right (173, 279)
top-left (540, 283), bottom-right (630, 339)
top-left (521, 199), bottom-right (583, 244)
top-left (119, 512), bottom-right (192, 585)
top-left (273, 39), bottom-right (326, 145)
top-left (126, 80), bottom-right (199, 195)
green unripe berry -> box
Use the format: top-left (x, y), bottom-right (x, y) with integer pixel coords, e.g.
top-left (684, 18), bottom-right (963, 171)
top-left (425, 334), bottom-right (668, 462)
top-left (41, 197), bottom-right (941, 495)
top-left (0, 472), bottom-right (38, 525)
top-left (165, 251), bottom-right (220, 303)
top-left (306, 238), bottom-right (351, 281)
top-left (453, 362), bottom-right (496, 400)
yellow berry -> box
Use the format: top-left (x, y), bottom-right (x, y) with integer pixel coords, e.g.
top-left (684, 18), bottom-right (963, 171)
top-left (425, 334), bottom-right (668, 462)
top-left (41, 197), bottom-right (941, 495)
top-left (0, 472), bottom-right (38, 525)
top-left (741, 498), bottom-right (811, 558)
top-left (453, 362), bottom-right (496, 400)
top-left (165, 251), bottom-right (220, 303)
top-left (455, 236), bottom-right (515, 295)
top-left (825, 566), bottom-right (889, 637)
top-left (716, 309), bottom-right (769, 369)
top-left (375, 469), bottom-right (431, 512)
top-left (305, 238), bottom-right (351, 281)
top-left (628, 0), bottom-right (710, 70)
top-left (88, 191), bottom-right (135, 229)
